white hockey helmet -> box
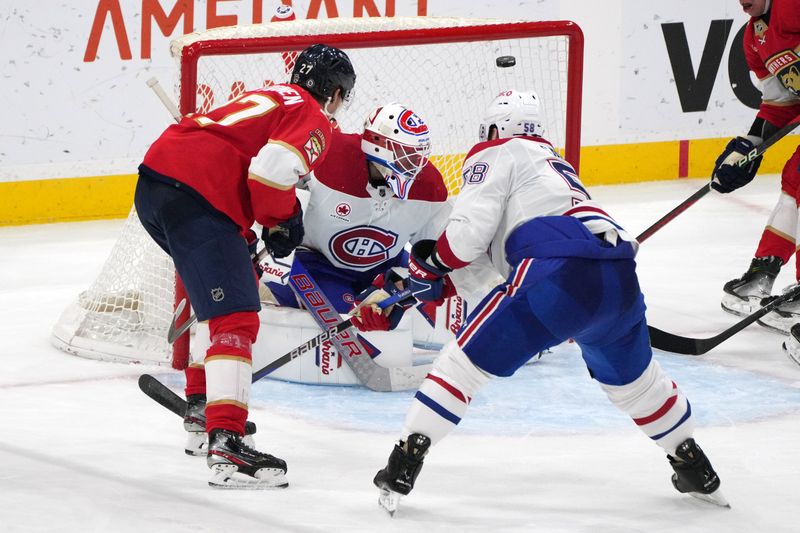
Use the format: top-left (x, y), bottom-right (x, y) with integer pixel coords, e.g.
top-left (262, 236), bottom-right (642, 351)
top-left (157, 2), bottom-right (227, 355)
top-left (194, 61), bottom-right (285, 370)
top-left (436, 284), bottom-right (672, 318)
top-left (479, 89), bottom-right (544, 141)
top-left (361, 103), bottom-right (431, 199)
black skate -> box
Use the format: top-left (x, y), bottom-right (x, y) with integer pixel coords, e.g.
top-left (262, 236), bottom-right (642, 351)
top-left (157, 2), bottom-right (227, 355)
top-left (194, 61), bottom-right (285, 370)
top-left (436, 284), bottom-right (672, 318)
top-left (183, 394), bottom-right (208, 456)
top-left (668, 438), bottom-right (729, 508)
top-left (721, 256), bottom-right (781, 317)
top-left (756, 283), bottom-right (800, 335)
top-left (207, 429), bottom-right (287, 489)
top-left (183, 395), bottom-right (257, 456)
top-left (374, 433), bottom-right (431, 516)
top-left (781, 323), bottom-right (800, 367)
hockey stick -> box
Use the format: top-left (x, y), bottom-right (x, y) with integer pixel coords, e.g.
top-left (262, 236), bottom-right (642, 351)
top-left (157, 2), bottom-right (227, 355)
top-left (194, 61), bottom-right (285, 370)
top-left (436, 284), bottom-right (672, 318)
top-left (147, 77), bottom-right (181, 121)
top-left (167, 247), bottom-right (273, 343)
top-left (285, 257), bottom-right (431, 392)
top-left (648, 284), bottom-right (800, 355)
top-left (141, 290), bottom-right (412, 416)
top-left (636, 116), bottom-right (800, 243)
top-left (138, 374), bottom-right (257, 434)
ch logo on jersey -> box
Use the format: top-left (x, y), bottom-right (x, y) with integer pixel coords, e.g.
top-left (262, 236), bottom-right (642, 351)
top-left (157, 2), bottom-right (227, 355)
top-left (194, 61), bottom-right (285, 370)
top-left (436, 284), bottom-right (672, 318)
top-left (304, 128), bottom-right (326, 165)
top-left (329, 226), bottom-right (399, 267)
top-left (397, 109), bottom-right (429, 136)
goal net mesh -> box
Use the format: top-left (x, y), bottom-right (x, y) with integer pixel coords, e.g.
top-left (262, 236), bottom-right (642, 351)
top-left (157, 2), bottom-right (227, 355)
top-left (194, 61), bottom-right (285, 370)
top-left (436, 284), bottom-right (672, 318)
top-left (51, 17), bottom-right (582, 366)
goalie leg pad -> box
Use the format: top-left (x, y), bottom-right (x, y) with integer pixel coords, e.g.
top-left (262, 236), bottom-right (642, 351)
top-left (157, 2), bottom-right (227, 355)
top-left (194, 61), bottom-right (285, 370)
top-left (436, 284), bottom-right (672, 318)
top-left (600, 359), bottom-right (695, 454)
top-left (401, 340), bottom-right (493, 445)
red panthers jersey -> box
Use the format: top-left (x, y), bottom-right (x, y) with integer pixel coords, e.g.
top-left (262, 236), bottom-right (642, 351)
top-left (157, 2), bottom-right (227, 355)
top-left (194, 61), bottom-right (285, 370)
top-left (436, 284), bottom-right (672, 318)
top-left (743, 0), bottom-right (800, 127)
top-left (142, 84), bottom-right (332, 231)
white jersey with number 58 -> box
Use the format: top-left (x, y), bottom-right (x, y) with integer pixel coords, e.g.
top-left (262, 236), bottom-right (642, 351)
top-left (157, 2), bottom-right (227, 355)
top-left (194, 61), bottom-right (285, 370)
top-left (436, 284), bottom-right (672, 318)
top-left (435, 136), bottom-right (635, 278)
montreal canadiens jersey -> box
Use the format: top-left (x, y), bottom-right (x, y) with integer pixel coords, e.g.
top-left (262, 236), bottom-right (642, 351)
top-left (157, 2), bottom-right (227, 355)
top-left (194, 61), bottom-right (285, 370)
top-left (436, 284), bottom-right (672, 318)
top-left (434, 136), bottom-right (634, 279)
top-left (744, 0), bottom-right (800, 127)
top-left (301, 130), bottom-right (450, 272)
top-left (141, 84), bottom-right (332, 231)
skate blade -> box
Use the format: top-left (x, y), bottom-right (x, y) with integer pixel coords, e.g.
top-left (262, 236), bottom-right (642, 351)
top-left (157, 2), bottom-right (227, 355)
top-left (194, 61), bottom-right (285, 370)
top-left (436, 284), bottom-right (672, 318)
top-left (184, 432), bottom-right (207, 456)
top-left (208, 464), bottom-right (288, 490)
top-left (781, 341), bottom-right (800, 367)
top-left (720, 295), bottom-right (759, 317)
top-left (378, 488), bottom-right (402, 517)
top-left (688, 488), bottom-right (730, 508)
top-left (755, 317), bottom-right (790, 336)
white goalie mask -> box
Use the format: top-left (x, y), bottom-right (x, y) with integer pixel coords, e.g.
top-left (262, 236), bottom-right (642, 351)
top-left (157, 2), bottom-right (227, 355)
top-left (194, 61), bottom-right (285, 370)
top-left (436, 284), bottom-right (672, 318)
top-left (361, 104), bottom-right (431, 200)
top-left (478, 90), bottom-right (545, 141)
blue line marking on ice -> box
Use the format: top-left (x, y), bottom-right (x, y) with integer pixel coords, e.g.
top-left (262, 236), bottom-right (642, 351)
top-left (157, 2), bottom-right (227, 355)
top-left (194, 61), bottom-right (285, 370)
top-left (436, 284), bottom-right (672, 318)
top-left (208, 344), bottom-right (800, 435)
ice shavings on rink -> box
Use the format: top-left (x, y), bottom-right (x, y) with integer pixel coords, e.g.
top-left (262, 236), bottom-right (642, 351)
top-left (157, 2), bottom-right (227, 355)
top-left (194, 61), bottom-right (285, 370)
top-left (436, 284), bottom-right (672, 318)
top-left (160, 340), bottom-right (800, 435)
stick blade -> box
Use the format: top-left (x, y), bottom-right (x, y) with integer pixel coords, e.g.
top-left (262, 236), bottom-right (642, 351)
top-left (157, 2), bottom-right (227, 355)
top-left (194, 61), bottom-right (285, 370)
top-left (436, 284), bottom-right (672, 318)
top-left (648, 326), bottom-right (703, 355)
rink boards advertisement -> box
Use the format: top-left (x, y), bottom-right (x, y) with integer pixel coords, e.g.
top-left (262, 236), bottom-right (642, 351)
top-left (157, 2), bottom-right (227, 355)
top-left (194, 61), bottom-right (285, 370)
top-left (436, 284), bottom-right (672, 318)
top-left (1, 0), bottom-right (798, 225)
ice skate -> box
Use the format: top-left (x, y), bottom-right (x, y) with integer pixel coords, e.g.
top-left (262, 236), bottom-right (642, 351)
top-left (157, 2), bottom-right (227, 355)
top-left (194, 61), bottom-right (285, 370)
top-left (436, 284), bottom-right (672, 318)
top-left (756, 283), bottom-right (800, 335)
top-left (374, 433), bottom-right (430, 516)
top-left (721, 257), bottom-right (781, 317)
top-left (183, 394), bottom-right (208, 456)
top-left (207, 429), bottom-right (287, 489)
top-left (183, 395), bottom-right (257, 456)
top-left (668, 438), bottom-right (729, 508)
top-left (781, 323), bottom-right (800, 367)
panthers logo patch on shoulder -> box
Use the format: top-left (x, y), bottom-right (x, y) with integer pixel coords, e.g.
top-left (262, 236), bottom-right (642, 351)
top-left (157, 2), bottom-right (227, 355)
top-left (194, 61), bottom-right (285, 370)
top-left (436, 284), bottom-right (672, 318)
top-left (304, 128), bottom-right (327, 165)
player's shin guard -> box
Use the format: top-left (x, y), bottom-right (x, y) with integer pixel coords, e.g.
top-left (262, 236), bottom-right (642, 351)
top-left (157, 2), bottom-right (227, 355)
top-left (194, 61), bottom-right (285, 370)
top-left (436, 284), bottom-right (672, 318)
top-left (204, 312), bottom-right (258, 436)
top-left (600, 359), bottom-right (694, 454)
top-left (402, 340), bottom-right (493, 445)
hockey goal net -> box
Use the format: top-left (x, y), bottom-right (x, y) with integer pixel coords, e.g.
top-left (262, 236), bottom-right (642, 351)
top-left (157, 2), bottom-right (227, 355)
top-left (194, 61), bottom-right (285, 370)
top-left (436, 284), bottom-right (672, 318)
top-left (50, 16), bottom-right (583, 367)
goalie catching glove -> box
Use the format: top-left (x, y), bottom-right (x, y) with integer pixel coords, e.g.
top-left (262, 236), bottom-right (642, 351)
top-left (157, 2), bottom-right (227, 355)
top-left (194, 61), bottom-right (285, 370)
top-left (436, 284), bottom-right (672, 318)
top-left (350, 269), bottom-right (416, 332)
top-left (408, 239), bottom-right (456, 304)
top-left (262, 199), bottom-right (304, 258)
top-left (710, 136), bottom-right (762, 194)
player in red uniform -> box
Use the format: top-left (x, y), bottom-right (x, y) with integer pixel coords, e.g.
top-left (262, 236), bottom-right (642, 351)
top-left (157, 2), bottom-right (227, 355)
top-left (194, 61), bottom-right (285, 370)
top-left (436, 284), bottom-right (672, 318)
top-left (713, 0), bottom-right (800, 336)
top-left (134, 44), bottom-right (356, 488)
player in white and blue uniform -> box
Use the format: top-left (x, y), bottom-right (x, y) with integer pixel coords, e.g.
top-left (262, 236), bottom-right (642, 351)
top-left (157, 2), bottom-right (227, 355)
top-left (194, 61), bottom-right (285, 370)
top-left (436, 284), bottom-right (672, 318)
top-left (372, 90), bottom-right (727, 513)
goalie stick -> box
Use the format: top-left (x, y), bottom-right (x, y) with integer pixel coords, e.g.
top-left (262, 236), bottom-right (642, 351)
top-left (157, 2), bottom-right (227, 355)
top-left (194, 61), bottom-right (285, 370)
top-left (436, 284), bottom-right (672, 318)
top-left (286, 257), bottom-right (431, 392)
top-left (648, 284), bottom-right (800, 355)
top-left (636, 116), bottom-right (800, 243)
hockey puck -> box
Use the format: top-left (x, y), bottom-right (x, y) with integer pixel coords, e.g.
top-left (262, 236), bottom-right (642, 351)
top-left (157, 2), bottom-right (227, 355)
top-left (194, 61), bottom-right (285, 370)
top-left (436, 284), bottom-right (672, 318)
top-left (496, 55), bottom-right (516, 68)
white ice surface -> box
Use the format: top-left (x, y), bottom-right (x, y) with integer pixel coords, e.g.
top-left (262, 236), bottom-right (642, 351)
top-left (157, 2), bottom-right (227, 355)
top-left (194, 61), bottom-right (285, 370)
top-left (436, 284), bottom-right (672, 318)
top-left (1, 176), bottom-right (799, 532)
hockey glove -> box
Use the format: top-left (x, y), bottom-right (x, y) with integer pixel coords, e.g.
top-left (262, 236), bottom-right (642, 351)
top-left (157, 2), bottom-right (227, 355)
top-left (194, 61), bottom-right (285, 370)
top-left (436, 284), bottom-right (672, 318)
top-left (710, 137), bottom-right (762, 194)
top-left (263, 200), bottom-right (304, 258)
top-left (408, 240), bottom-right (455, 304)
top-left (351, 269), bottom-right (416, 332)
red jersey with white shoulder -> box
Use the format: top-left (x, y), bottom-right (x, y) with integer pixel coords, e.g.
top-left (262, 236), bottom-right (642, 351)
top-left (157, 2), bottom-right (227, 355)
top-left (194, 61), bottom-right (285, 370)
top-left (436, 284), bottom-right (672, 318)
top-left (743, 0), bottom-right (800, 127)
top-left (142, 84), bottom-right (332, 231)
top-left (435, 136), bottom-right (634, 278)
top-left (302, 130), bottom-right (450, 271)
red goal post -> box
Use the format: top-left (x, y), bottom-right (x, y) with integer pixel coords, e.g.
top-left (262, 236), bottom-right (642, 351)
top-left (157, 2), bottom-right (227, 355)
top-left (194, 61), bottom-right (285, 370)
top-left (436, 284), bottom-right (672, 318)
top-left (50, 17), bottom-right (583, 369)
